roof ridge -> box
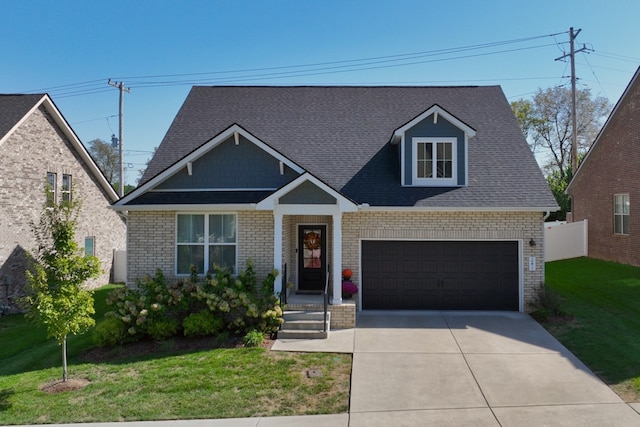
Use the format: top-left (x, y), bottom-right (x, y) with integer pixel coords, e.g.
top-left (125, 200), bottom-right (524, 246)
top-left (191, 85), bottom-right (489, 89)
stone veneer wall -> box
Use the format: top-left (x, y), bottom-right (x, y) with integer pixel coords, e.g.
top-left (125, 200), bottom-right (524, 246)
top-left (0, 106), bottom-right (126, 307)
top-left (341, 210), bottom-right (545, 311)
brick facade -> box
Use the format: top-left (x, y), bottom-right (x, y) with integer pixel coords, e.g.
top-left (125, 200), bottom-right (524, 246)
top-left (127, 210), bottom-right (276, 284)
top-left (127, 209), bottom-right (545, 315)
top-left (341, 210), bottom-right (544, 311)
top-left (0, 106), bottom-right (126, 307)
top-left (568, 70), bottom-right (640, 267)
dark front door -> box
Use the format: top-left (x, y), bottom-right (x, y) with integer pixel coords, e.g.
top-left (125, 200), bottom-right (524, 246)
top-left (298, 225), bottom-right (327, 292)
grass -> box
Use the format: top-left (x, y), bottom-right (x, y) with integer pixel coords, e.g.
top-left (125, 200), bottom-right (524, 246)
top-left (0, 286), bottom-right (351, 425)
top-left (544, 257), bottom-right (640, 401)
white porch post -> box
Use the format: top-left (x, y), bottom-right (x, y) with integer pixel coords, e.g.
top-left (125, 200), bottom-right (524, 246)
top-left (332, 212), bottom-right (343, 305)
top-left (273, 210), bottom-right (283, 296)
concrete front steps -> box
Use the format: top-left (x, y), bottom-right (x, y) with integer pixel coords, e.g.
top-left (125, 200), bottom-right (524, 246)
top-left (279, 310), bottom-right (330, 339)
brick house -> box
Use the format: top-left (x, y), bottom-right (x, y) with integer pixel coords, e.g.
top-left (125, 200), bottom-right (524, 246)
top-left (114, 86), bottom-right (558, 327)
top-left (567, 67), bottom-right (640, 267)
top-left (0, 94), bottom-right (126, 308)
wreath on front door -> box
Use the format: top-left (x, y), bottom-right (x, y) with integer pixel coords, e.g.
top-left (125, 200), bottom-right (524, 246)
top-left (303, 231), bottom-right (321, 250)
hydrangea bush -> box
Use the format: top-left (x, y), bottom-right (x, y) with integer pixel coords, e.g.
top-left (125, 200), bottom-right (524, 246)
top-left (96, 260), bottom-right (283, 346)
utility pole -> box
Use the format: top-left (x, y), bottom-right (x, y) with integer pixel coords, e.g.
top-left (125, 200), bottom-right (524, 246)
top-left (555, 27), bottom-right (590, 175)
top-left (108, 79), bottom-right (130, 197)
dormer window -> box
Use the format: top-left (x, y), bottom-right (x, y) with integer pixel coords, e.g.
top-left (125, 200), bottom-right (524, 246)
top-left (391, 104), bottom-right (475, 188)
top-left (413, 137), bottom-right (457, 186)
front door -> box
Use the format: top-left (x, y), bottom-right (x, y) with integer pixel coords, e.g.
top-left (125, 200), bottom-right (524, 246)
top-left (298, 225), bottom-right (327, 292)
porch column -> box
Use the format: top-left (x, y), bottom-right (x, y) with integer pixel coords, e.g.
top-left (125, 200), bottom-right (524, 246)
top-left (332, 212), bottom-right (343, 305)
top-left (273, 211), bottom-right (283, 296)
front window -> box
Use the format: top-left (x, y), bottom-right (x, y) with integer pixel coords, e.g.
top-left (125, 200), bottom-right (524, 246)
top-left (176, 213), bottom-right (237, 275)
top-left (85, 236), bottom-right (95, 257)
top-left (62, 174), bottom-right (72, 203)
top-left (46, 172), bottom-right (56, 204)
top-left (614, 194), bottom-right (630, 235)
top-left (413, 137), bottom-right (456, 186)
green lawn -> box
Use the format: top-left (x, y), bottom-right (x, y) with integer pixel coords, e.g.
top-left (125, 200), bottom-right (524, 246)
top-left (0, 286), bottom-right (351, 425)
top-left (544, 257), bottom-right (640, 401)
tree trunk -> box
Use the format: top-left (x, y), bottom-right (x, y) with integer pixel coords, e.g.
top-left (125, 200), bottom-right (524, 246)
top-left (62, 336), bottom-right (68, 382)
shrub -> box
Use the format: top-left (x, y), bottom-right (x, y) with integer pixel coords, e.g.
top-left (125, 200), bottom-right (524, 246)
top-left (94, 317), bottom-right (127, 346)
top-left (100, 260), bottom-right (284, 345)
top-left (145, 318), bottom-right (179, 341)
top-left (243, 330), bottom-right (264, 347)
top-left (195, 262), bottom-right (284, 335)
top-left (529, 282), bottom-right (567, 322)
top-left (183, 310), bottom-right (224, 337)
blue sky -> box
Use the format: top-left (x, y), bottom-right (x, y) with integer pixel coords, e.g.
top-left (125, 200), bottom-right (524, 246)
top-left (2, 0), bottom-right (639, 184)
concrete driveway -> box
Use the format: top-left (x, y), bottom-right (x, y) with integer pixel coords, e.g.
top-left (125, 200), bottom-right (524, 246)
top-left (349, 311), bottom-right (640, 427)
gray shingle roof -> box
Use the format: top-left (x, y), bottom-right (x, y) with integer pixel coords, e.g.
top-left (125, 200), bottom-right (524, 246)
top-left (0, 94), bottom-right (44, 139)
top-left (141, 86), bottom-right (558, 209)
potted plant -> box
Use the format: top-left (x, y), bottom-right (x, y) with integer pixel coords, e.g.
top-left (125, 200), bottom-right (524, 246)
top-left (342, 280), bottom-right (358, 299)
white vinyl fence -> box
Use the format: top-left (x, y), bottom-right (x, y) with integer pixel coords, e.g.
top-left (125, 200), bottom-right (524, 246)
top-left (544, 220), bottom-right (588, 262)
top-left (113, 249), bottom-right (127, 283)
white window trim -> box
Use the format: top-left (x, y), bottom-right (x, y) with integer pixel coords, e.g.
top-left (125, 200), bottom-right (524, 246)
top-left (62, 174), bottom-right (72, 203)
top-left (412, 137), bottom-right (457, 186)
top-left (614, 194), bottom-right (630, 235)
top-left (84, 236), bottom-right (95, 257)
top-left (175, 213), bottom-right (238, 275)
top-left (47, 172), bottom-right (57, 203)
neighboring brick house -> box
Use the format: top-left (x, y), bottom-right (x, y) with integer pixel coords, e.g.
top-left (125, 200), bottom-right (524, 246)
top-left (114, 86), bottom-right (558, 326)
top-left (0, 94), bottom-right (126, 308)
top-left (567, 67), bottom-right (640, 267)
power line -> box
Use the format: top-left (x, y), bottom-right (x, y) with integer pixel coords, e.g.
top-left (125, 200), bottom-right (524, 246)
top-left (71, 114), bottom-right (118, 125)
top-left (22, 31), bottom-right (569, 99)
top-left (126, 43), bottom-right (557, 87)
top-left (591, 51), bottom-right (640, 63)
top-left (582, 53), bottom-right (607, 98)
top-left (116, 32), bottom-right (568, 82)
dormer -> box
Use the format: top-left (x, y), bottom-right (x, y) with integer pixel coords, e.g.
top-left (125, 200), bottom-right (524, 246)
top-left (391, 104), bottom-right (476, 187)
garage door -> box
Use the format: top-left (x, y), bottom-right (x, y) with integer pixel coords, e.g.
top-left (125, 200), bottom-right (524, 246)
top-left (361, 240), bottom-right (519, 310)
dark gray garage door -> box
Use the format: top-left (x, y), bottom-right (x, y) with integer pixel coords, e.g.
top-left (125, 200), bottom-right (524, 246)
top-left (361, 240), bottom-right (519, 310)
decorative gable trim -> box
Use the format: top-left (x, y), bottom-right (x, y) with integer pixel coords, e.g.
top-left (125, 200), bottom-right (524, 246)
top-left (390, 104), bottom-right (476, 144)
top-left (256, 172), bottom-right (358, 213)
top-left (0, 94), bottom-right (119, 202)
top-left (391, 104), bottom-right (475, 187)
top-left (115, 124), bottom-right (305, 207)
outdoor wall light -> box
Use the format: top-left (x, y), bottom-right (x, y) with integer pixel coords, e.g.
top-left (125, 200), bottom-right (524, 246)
top-left (529, 238), bottom-right (536, 247)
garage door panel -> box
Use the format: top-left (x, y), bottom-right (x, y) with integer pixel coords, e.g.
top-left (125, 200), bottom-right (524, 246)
top-left (362, 240), bottom-right (519, 310)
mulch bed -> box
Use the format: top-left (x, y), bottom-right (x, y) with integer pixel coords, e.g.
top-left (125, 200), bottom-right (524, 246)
top-left (80, 335), bottom-right (275, 364)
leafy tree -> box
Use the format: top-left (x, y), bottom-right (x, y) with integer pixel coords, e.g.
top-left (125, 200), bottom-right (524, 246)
top-left (21, 192), bottom-right (101, 382)
top-left (546, 166), bottom-right (572, 221)
top-left (511, 86), bottom-right (610, 176)
top-left (87, 138), bottom-right (119, 185)
top-left (137, 146), bottom-right (157, 185)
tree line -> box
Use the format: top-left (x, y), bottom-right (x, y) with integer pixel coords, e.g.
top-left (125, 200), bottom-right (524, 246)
top-left (511, 86), bottom-right (611, 220)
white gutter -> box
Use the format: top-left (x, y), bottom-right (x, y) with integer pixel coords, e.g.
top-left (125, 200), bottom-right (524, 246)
top-left (357, 205), bottom-right (560, 213)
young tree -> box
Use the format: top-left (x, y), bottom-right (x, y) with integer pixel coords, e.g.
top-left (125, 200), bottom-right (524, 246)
top-left (21, 192), bottom-right (101, 382)
top-left (511, 86), bottom-right (610, 176)
top-left (87, 138), bottom-right (119, 185)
